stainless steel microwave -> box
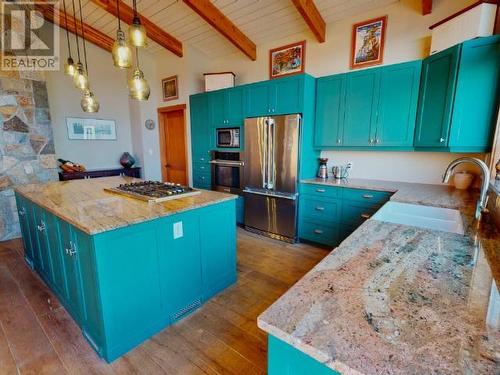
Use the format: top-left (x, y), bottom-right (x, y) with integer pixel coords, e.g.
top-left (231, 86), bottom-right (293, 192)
top-left (216, 127), bottom-right (240, 148)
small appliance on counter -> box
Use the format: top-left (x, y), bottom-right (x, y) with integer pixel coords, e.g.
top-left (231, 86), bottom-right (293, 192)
top-left (211, 151), bottom-right (244, 195)
top-left (332, 162), bottom-right (352, 180)
top-left (317, 158), bottom-right (329, 179)
top-left (104, 181), bottom-right (201, 203)
top-left (216, 127), bottom-right (240, 148)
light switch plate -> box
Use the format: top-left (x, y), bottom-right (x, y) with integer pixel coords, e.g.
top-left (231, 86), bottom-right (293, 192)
top-left (173, 221), bottom-right (183, 239)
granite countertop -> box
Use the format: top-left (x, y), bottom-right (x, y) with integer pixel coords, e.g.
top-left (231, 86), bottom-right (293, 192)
top-left (258, 178), bottom-right (499, 374)
top-left (15, 176), bottom-right (237, 235)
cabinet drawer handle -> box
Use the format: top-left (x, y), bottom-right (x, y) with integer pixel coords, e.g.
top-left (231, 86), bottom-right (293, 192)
top-left (200, 157), bottom-right (205, 161)
top-left (361, 214), bottom-right (371, 219)
top-left (313, 229), bottom-right (323, 234)
top-left (362, 194), bottom-right (374, 199)
top-left (200, 166), bottom-right (205, 169)
top-left (315, 206), bottom-right (325, 211)
top-left (65, 241), bottom-right (77, 256)
top-left (37, 222), bottom-right (45, 232)
top-left (316, 189), bottom-right (326, 193)
top-left (19, 207), bottom-right (26, 216)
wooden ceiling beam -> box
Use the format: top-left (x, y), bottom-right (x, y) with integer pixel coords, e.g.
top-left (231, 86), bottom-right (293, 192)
top-left (89, 0), bottom-right (183, 57)
top-left (182, 0), bottom-right (257, 61)
top-left (422, 0), bottom-right (433, 15)
top-left (35, 3), bottom-right (114, 52)
top-left (291, 0), bottom-right (326, 43)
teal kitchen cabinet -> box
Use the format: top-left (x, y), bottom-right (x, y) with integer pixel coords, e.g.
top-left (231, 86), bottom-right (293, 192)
top-left (314, 74), bottom-right (346, 148)
top-left (314, 61), bottom-right (421, 149)
top-left (190, 93), bottom-right (212, 188)
top-left (342, 68), bottom-right (380, 147)
top-left (246, 75), bottom-right (304, 117)
top-left (15, 194), bottom-right (35, 267)
top-left (414, 45), bottom-right (460, 148)
top-left (208, 86), bottom-right (245, 127)
top-left (415, 35), bottom-right (500, 152)
top-left (199, 200), bottom-right (237, 300)
top-left (268, 335), bottom-right (339, 375)
top-left (373, 60), bottom-right (421, 148)
top-left (14, 191), bottom-right (237, 363)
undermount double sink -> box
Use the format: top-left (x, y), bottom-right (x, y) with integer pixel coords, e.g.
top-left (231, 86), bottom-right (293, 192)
top-left (372, 201), bottom-right (465, 235)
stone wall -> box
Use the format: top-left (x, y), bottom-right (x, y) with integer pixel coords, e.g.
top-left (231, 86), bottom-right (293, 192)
top-left (0, 70), bottom-right (57, 241)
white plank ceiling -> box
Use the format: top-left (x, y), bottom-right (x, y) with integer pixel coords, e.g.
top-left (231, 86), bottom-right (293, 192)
top-left (65, 0), bottom-right (399, 58)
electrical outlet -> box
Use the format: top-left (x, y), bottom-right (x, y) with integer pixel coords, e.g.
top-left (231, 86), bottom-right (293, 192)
top-left (173, 221), bottom-right (183, 239)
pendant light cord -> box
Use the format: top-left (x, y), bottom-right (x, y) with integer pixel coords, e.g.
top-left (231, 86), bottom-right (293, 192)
top-left (77, 0), bottom-right (89, 74)
top-left (71, 0), bottom-right (81, 63)
top-left (135, 47), bottom-right (140, 67)
top-left (62, 0), bottom-right (72, 58)
top-left (132, 0), bottom-right (137, 18)
top-left (117, 0), bottom-right (122, 30)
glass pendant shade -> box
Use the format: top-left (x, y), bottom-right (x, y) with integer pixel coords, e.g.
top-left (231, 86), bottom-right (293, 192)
top-left (129, 17), bottom-right (147, 47)
top-left (73, 63), bottom-right (89, 90)
top-left (64, 57), bottom-right (76, 76)
top-left (128, 67), bottom-right (150, 100)
top-left (112, 29), bottom-right (132, 68)
top-left (81, 89), bottom-right (99, 113)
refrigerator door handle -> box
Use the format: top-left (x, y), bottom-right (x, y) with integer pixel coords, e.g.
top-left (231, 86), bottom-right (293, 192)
top-left (266, 118), bottom-right (275, 189)
top-left (243, 188), bottom-right (298, 200)
top-left (262, 118), bottom-right (268, 189)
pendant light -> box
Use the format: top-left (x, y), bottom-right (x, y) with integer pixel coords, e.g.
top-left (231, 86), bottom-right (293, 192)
top-left (129, 0), bottom-right (147, 47)
top-left (71, 0), bottom-right (89, 90)
top-left (62, 0), bottom-right (76, 76)
top-left (128, 48), bottom-right (150, 100)
top-left (111, 0), bottom-right (132, 68)
top-left (77, 0), bottom-right (99, 112)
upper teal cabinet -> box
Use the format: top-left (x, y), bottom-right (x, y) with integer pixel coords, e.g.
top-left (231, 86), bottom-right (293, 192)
top-left (208, 87), bottom-right (244, 127)
top-left (190, 94), bottom-right (212, 162)
top-left (415, 35), bottom-right (500, 152)
top-left (343, 68), bottom-right (380, 147)
top-left (374, 60), bottom-right (422, 147)
top-left (246, 75), bottom-right (304, 117)
top-left (314, 74), bottom-right (346, 147)
top-left (314, 60), bottom-right (421, 149)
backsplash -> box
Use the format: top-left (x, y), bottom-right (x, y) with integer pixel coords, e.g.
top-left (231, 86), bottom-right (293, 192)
top-left (0, 70), bottom-right (57, 241)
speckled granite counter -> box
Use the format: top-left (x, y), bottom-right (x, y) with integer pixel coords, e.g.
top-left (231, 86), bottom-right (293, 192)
top-left (15, 176), bottom-right (236, 235)
top-left (258, 178), bottom-right (499, 374)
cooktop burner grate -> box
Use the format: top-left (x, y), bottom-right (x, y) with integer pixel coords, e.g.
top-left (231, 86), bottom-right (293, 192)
top-left (104, 181), bottom-right (201, 202)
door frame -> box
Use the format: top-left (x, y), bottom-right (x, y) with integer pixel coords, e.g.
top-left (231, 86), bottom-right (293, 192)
top-left (157, 104), bottom-right (188, 183)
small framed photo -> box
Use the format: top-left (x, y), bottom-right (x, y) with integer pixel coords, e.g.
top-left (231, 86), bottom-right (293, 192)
top-left (66, 117), bottom-right (117, 140)
top-left (162, 75), bottom-right (178, 101)
top-left (269, 41), bottom-right (305, 79)
top-left (350, 16), bottom-right (387, 69)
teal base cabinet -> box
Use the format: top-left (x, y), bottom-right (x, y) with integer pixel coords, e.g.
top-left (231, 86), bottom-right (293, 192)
top-left (415, 35), bottom-right (500, 152)
top-left (268, 335), bottom-right (340, 375)
top-left (298, 184), bottom-right (391, 247)
top-left (14, 192), bottom-right (237, 363)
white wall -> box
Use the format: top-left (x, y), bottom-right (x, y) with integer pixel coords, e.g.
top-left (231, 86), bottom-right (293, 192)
top-left (207, 0), bottom-right (486, 184)
top-left (47, 28), bottom-right (135, 170)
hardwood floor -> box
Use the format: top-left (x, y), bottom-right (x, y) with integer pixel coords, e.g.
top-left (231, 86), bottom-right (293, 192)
top-left (0, 228), bottom-right (328, 375)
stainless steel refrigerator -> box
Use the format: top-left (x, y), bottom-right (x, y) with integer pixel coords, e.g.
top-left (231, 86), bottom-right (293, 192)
top-left (243, 114), bottom-right (300, 242)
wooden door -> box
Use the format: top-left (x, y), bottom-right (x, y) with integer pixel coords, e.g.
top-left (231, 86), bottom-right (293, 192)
top-left (159, 105), bottom-right (188, 185)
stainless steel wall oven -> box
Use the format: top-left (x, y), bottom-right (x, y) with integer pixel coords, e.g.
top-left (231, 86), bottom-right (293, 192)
top-left (210, 151), bottom-right (244, 195)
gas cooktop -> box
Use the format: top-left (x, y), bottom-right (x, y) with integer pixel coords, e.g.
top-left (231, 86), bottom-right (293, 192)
top-left (104, 181), bottom-right (201, 203)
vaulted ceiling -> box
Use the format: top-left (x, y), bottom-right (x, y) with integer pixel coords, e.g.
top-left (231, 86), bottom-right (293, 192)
top-left (55, 0), bottom-right (401, 59)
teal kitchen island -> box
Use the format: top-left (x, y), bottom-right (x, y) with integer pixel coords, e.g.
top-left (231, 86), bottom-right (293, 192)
top-left (14, 176), bottom-right (237, 362)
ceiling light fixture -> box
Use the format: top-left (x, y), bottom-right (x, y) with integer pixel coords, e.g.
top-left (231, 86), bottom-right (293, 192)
top-left (128, 48), bottom-right (150, 101)
top-left (129, 0), bottom-right (147, 47)
top-left (71, 0), bottom-right (89, 90)
top-left (111, 0), bottom-right (132, 68)
top-left (62, 0), bottom-right (76, 76)
top-left (77, 0), bottom-right (99, 112)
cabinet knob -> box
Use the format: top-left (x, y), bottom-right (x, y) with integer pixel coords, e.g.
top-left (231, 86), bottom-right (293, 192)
top-left (18, 207), bottom-right (26, 216)
top-left (315, 206), bottom-right (325, 211)
top-left (439, 137), bottom-right (445, 143)
top-left (369, 139), bottom-right (374, 144)
top-left (375, 139), bottom-right (380, 144)
top-left (362, 194), bottom-right (374, 199)
top-left (37, 221), bottom-right (45, 232)
top-left (66, 241), bottom-right (77, 256)
top-left (316, 189), bottom-right (326, 193)
top-left (313, 229), bottom-right (323, 234)
top-left (337, 138), bottom-right (341, 144)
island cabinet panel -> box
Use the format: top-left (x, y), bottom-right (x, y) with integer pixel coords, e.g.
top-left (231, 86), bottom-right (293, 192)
top-left (268, 335), bottom-right (339, 375)
top-left (45, 212), bottom-right (66, 298)
top-left (198, 200), bottom-right (237, 300)
top-left (158, 211), bottom-right (203, 322)
top-left (14, 194), bottom-right (35, 267)
top-left (32, 205), bottom-right (53, 282)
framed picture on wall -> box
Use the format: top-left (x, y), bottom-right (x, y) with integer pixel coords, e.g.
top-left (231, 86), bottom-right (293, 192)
top-left (66, 117), bottom-right (117, 140)
top-left (350, 16), bottom-right (387, 69)
top-left (162, 75), bottom-right (178, 101)
top-left (269, 41), bottom-right (305, 79)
